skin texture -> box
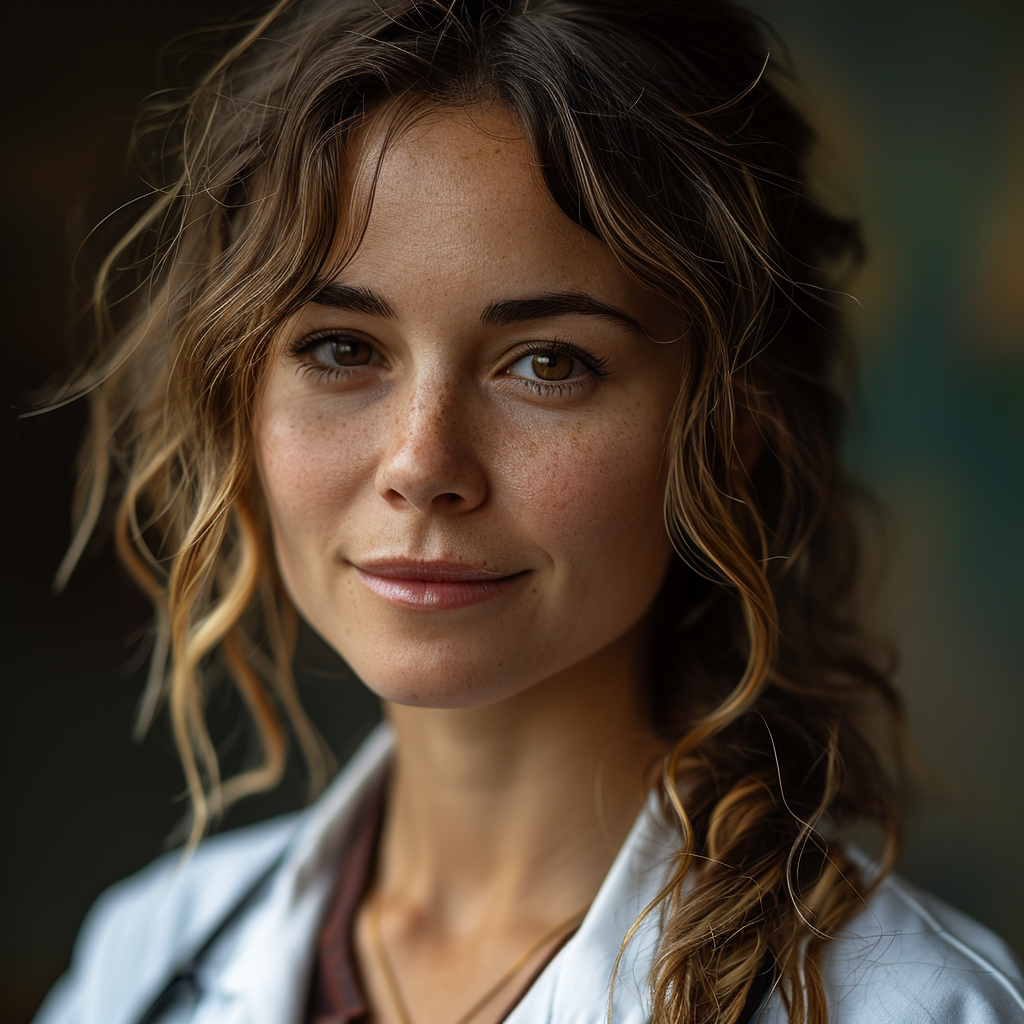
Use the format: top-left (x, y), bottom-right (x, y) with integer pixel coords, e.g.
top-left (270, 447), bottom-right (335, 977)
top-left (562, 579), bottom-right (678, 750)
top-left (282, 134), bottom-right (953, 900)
top-left (256, 105), bottom-right (685, 1024)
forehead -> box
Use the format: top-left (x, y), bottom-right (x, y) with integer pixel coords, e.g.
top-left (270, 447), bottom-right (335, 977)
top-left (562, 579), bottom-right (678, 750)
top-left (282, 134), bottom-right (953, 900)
top-left (333, 104), bottom-right (669, 328)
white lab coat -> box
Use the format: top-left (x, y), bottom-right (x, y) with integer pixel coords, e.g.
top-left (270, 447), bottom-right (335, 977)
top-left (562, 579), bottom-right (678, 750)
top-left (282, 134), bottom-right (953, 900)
top-left (32, 724), bottom-right (1024, 1024)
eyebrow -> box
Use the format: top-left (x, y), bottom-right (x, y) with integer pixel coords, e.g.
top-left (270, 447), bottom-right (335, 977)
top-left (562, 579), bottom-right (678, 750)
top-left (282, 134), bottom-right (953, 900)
top-left (480, 293), bottom-right (647, 336)
top-left (310, 283), bottom-right (647, 336)
top-left (310, 282), bottom-right (397, 318)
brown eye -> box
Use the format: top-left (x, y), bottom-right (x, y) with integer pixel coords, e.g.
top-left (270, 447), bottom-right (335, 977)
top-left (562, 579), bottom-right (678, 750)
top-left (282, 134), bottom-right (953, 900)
top-left (530, 351), bottom-right (574, 381)
top-left (329, 338), bottom-right (374, 365)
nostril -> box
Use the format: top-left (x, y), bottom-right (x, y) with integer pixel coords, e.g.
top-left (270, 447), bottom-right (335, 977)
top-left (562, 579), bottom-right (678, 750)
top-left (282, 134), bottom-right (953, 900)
top-left (374, 435), bottom-right (488, 512)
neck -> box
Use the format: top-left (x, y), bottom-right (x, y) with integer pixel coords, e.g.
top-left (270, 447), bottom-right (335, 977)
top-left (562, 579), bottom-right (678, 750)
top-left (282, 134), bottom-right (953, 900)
top-left (375, 625), bottom-right (667, 934)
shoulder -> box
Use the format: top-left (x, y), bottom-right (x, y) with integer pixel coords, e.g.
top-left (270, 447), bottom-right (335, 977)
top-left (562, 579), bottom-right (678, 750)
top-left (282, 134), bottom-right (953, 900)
top-left (32, 723), bottom-right (394, 1024)
top-left (31, 812), bottom-right (300, 1024)
top-left (760, 872), bottom-right (1024, 1023)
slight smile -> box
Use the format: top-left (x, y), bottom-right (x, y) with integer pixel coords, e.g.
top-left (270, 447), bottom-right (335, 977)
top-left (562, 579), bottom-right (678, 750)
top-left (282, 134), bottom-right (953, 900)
top-left (353, 560), bottom-right (529, 611)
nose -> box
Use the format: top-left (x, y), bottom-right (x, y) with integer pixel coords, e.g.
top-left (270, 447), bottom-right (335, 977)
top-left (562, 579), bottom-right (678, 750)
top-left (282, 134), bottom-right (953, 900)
top-left (374, 377), bottom-right (488, 513)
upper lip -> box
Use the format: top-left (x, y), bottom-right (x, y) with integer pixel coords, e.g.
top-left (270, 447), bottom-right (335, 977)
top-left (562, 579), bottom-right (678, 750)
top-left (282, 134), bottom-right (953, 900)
top-left (353, 559), bottom-right (523, 582)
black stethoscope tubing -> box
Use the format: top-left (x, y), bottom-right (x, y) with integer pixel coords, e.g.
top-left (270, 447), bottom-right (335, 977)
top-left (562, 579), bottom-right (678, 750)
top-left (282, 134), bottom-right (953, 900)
top-left (133, 848), bottom-right (289, 1024)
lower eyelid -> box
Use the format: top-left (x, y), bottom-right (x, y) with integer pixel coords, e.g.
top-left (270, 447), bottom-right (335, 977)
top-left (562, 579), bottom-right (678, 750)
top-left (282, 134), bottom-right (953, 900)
top-left (296, 363), bottom-right (356, 384)
top-left (511, 376), bottom-right (590, 397)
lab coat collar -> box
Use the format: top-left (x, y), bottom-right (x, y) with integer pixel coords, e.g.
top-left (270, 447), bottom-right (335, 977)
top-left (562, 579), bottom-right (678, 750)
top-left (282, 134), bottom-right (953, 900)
top-left (207, 723), bottom-right (678, 1024)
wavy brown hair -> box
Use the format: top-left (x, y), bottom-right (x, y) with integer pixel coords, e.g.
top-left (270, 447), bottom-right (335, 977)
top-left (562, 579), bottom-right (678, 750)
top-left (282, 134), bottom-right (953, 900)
top-left (55, 1), bottom-right (911, 1021)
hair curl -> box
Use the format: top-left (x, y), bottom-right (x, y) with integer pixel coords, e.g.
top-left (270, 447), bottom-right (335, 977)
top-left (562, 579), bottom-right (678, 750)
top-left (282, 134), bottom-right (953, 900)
top-left (55, 2), bottom-right (912, 1021)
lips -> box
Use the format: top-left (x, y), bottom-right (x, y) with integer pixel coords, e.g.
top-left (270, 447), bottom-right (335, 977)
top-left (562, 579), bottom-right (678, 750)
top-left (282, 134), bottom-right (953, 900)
top-left (352, 559), bottom-right (527, 610)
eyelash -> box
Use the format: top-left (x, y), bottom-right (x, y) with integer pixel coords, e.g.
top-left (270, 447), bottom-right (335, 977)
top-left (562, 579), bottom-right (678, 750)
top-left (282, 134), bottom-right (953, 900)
top-left (505, 338), bottom-right (611, 396)
top-left (287, 331), bottom-right (611, 394)
top-left (288, 331), bottom-right (376, 384)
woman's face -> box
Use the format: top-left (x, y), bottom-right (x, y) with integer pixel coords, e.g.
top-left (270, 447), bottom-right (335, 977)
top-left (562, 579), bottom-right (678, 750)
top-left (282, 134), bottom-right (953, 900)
top-left (256, 106), bottom-right (685, 708)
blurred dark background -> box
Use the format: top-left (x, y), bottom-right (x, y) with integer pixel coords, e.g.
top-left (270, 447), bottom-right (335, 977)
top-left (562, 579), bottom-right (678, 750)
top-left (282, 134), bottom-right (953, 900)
top-left (2, 1), bottom-right (1022, 1021)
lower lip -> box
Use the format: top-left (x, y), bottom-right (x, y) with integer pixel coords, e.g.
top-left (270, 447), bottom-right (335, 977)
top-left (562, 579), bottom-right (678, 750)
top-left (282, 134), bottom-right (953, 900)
top-left (355, 570), bottom-right (526, 610)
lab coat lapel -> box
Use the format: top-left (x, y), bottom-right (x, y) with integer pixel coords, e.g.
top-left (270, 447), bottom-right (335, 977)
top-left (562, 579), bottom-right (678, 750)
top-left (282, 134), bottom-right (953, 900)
top-left (504, 790), bottom-right (679, 1024)
top-left (203, 724), bottom-right (393, 1024)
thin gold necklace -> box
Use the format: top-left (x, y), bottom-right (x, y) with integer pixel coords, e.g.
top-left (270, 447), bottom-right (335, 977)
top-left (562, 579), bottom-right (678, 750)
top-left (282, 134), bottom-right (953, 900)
top-left (368, 895), bottom-right (589, 1024)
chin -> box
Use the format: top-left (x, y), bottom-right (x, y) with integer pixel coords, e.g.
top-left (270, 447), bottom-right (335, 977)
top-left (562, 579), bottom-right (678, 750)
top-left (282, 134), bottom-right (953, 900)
top-left (326, 635), bottom-right (542, 710)
top-left (350, 666), bottom-right (532, 711)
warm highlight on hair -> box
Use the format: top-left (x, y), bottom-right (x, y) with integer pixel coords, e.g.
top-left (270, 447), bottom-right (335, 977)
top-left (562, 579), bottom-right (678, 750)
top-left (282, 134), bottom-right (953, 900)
top-left (56, 2), bottom-right (911, 1021)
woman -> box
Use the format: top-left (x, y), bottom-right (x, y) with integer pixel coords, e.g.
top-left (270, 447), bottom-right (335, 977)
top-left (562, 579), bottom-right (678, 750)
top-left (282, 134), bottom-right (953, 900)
top-left (31, 1), bottom-right (1023, 1022)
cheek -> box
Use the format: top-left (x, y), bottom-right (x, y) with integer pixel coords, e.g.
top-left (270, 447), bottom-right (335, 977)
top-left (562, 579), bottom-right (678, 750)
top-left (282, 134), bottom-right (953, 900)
top-left (505, 405), bottom-right (669, 582)
top-left (256, 400), bottom-right (374, 564)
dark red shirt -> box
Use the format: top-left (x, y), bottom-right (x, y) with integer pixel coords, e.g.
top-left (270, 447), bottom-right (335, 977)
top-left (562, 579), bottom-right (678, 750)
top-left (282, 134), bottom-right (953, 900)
top-left (305, 781), bottom-right (383, 1024)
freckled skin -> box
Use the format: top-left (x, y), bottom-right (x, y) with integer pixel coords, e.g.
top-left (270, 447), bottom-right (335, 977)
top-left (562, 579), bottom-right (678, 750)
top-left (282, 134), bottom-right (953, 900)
top-left (256, 107), bottom-right (685, 710)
